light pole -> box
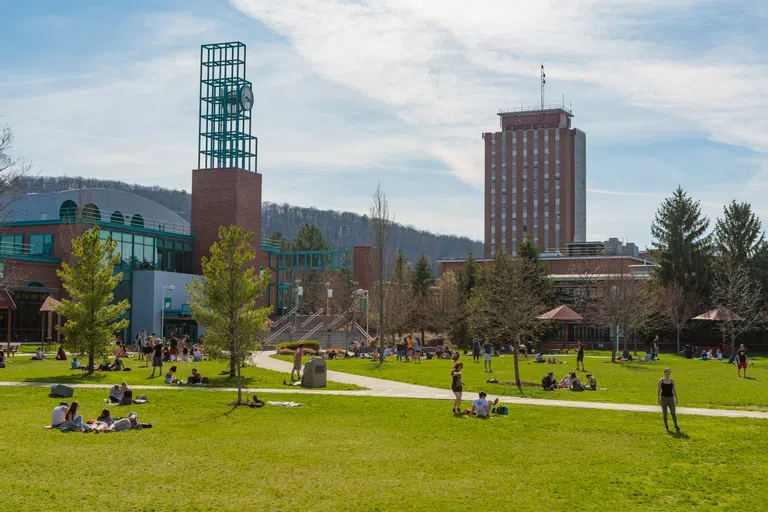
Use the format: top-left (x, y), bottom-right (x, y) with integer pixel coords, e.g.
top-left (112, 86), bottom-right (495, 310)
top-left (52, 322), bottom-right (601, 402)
top-left (325, 281), bottom-right (332, 315)
top-left (293, 280), bottom-right (303, 332)
top-left (161, 285), bottom-right (175, 340)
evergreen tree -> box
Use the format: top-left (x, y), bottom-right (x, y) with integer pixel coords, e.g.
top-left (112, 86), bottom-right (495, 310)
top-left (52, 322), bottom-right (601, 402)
top-left (458, 251), bottom-right (480, 299)
top-left (290, 224), bottom-right (329, 251)
top-left (410, 253), bottom-right (434, 345)
top-left (289, 224), bottom-right (329, 311)
top-left (187, 226), bottom-right (272, 404)
top-left (651, 187), bottom-right (712, 297)
top-left (714, 200), bottom-right (765, 265)
top-left (56, 226), bottom-right (130, 375)
top-left (451, 251), bottom-right (481, 348)
top-left (516, 238), bottom-right (552, 306)
top-left (267, 231), bottom-right (288, 251)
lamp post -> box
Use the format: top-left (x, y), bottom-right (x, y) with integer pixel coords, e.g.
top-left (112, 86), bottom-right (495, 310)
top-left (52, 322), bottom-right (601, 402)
top-left (325, 281), bottom-right (332, 315)
top-left (293, 280), bottom-right (303, 332)
top-left (161, 285), bottom-right (175, 340)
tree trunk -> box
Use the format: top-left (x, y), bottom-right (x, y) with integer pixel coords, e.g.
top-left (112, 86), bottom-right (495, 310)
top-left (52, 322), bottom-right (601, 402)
top-left (87, 349), bottom-right (95, 375)
top-left (421, 327), bottom-right (425, 347)
top-left (229, 353), bottom-right (236, 378)
top-left (236, 359), bottom-right (242, 405)
top-left (632, 330), bottom-right (637, 355)
top-left (513, 346), bottom-right (522, 392)
top-left (676, 328), bottom-right (681, 355)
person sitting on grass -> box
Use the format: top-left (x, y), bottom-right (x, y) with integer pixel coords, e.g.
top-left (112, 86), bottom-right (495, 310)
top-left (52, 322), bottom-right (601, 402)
top-left (189, 368), bottom-right (202, 384)
top-left (165, 366), bottom-right (179, 384)
top-left (585, 374), bottom-right (597, 391)
top-left (97, 409), bottom-right (114, 427)
top-left (472, 392), bottom-right (491, 418)
top-left (111, 354), bottom-right (125, 371)
top-left (70, 357), bottom-right (85, 370)
top-left (0, 349), bottom-right (5, 368)
top-left (193, 348), bottom-right (202, 362)
top-left (570, 372), bottom-right (585, 391)
top-left (699, 350), bottom-right (709, 361)
top-left (51, 402), bottom-right (69, 428)
top-left (119, 382), bottom-right (133, 405)
top-left (642, 350), bottom-right (652, 362)
top-left (620, 349), bottom-right (632, 362)
top-left (716, 349), bottom-right (723, 360)
top-left (62, 401), bottom-right (88, 432)
top-left (32, 346), bottom-right (48, 360)
top-left (55, 346), bottom-right (67, 360)
top-left (109, 385), bottom-right (122, 404)
top-left (541, 372), bottom-right (557, 391)
top-left (181, 346), bottom-right (189, 362)
top-left (559, 373), bottom-right (571, 389)
top-left (535, 353), bottom-right (545, 363)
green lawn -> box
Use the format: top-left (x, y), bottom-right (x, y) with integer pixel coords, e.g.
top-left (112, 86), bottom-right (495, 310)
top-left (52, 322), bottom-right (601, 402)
top-left (1, 385), bottom-right (765, 511)
top-left (277, 351), bottom-right (768, 410)
top-left (0, 355), bottom-right (362, 390)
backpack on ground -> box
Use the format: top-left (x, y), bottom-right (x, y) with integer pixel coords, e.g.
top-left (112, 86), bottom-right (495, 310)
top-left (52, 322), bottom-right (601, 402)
top-left (492, 406), bottom-right (509, 415)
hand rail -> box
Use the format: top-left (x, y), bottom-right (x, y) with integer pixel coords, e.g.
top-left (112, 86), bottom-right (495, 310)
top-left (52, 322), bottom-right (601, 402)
top-left (328, 308), bottom-right (352, 330)
top-left (355, 323), bottom-right (372, 342)
top-left (267, 322), bottom-right (293, 344)
top-left (299, 322), bottom-right (325, 342)
top-left (300, 309), bottom-right (325, 328)
top-left (271, 308), bottom-right (296, 330)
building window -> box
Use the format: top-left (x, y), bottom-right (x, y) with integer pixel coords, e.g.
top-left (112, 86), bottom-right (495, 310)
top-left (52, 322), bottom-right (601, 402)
top-left (82, 203), bottom-right (101, 222)
top-left (0, 234), bottom-right (23, 255)
top-left (131, 214), bottom-right (144, 228)
top-left (59, 200), bottom-right (78, 222)
top-left (110, 211), bottom-right (125, 225)
top-left (29, 233), bottom-right (53, 256)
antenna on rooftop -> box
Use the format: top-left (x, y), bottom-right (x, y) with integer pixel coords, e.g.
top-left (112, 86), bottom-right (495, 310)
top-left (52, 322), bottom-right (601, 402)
top-left (540, 64), bottom-right (546, 109)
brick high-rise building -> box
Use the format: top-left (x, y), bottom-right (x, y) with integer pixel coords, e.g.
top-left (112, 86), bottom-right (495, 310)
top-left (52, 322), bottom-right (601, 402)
top-left (483, 107), bottom-right (586, 257)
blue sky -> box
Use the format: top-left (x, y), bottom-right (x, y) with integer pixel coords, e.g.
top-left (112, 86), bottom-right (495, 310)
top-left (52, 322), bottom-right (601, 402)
top-left (2, 0), bottom-right (768, 249)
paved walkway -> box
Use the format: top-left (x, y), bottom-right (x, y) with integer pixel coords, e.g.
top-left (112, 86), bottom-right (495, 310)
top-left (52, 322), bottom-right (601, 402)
top-left (3, 351), bottom-right (767, 420)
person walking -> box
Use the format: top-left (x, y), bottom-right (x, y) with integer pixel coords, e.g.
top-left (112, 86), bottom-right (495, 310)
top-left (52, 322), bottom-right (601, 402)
top-left (292, 344), bottom-right (304, 381)
top-left (150, 339), bottom-right (163, 377)
top-left (483, 338), bottom-right (493, 373)
top-left (576, 340), bottom-right (586, 372)
top-left (657, 368), bottom-right (680, 433)
top-left (736, 344), bottom-right (748, 378)
top-left (451, 362), bottom-right (464, 414)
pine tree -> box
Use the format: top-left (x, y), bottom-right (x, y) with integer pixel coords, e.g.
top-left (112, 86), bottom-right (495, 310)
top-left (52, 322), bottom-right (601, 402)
top-left (289, 224), bottom-right (329, 312)
top-left (651, 187), bottom-right (712, 297)
top-left (410, 253), bottom-right (433, 345)
top-left (186, 226), bottom-right (272, 404)
top-left (56, 226), bottom-right (130, 375)
top-left (714, 200), bottom-right (765, 265)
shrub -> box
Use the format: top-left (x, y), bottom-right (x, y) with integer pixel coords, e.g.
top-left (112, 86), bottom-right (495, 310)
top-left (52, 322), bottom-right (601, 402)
top-left (278, 349), bottom-right (294, 356)
top-left (278, 341), bottom-right (320, 352)
top-left (303, 348), bottom-right (317, 356)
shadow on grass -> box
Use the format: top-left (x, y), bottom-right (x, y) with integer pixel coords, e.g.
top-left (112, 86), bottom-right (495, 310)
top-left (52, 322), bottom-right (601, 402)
top-left (667, 430), bottom-right (690, 439)
top-left (23, 373), bottom-right (111, 384)
top-left (603, 362), bottom-right (655, 371)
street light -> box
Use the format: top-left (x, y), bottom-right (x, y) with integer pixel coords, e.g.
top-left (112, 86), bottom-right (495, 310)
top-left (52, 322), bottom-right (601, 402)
top-left (161, 285), bottom-right (175, 340)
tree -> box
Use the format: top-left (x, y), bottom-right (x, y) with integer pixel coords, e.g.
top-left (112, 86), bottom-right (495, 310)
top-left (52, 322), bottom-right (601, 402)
top-left (290, 224), bottom-right (329, 252)
top-left (714, 201), bottom-right (765, 265)
top-left (55, 226), bottom-right (130, 375)
top-left (410, 253), bottom-right (433, 345)
top-left (427, 271), bottom-right (461, 342)
top-left (369, 183), bottom-right (393, 364)
top-left (655, 282), bottom-right (699, 354)
top-left (711, 258), bottom-right (763, 352)
top-left (186, 226), bottom-right (271, 404)
top-left (450, 252), bottom-right (481, 348)
top-left (0, 123), bottom-right (32, 221)
top-left (290, 224), bottom-right (329, 312)
top-left (651, 187), bottom-right (712, 297)
top-left (267, 231), bottom-right (288, 251)
top-left (387, 250), bottom-right (413, 343)
top-left (468, 251), bottom-right (549, 390)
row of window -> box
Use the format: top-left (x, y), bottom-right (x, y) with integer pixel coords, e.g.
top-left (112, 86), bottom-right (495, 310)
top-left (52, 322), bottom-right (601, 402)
top-left (59, 200), bottom-right (145, 228)
top-left (0, 233), bottom-right (53, 256)
top-left (98, 229), bottom-right (193, 274)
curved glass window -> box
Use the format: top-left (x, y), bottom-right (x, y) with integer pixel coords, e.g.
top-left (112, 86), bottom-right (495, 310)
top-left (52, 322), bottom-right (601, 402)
top-left (82, 203), bottom-right (101, 222)
top-left (130, 214), bottom-right (144, 228)
top-left (59, 200), bottom-right (78, 222)
top-left (110, 211), bottom-right (125, 225)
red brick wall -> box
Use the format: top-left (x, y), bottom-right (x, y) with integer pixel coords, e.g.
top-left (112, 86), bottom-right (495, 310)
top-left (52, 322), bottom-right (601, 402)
top-left (353, 246), bottom-right (379, 290)
top-left (191, 168), bottom-right (262, 274)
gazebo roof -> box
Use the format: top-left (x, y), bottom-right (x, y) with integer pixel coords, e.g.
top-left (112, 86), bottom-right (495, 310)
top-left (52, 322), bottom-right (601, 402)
top-left (693, 307), bottom-right (743, 322)
top-left (0, 289), bottom-right (16, 310)
top-left (39, 296), bottom-right (63, 313)
top-left (537, 305), bottom-right (583, 322)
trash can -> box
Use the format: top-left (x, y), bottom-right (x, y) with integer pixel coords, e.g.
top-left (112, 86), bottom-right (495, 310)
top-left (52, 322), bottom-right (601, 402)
top-left (301, 357), bottom-right (327, 388)
top-left (684, 345), bottom-right (693, 359)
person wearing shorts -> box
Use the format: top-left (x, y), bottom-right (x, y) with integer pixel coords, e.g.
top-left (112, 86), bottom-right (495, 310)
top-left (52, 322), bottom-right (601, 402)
top-left (451, 362), bottom-right (464, 414)
top-left (576, 340), bottom-right (586, 371)
top-left (142, 337), bottom-right (154, 364)
top-left (483, 339), bottom-right (493, 373)
top-left (150, 340), bottom-right (163, 377)
top-left (292, 344), bottom-right (304, 381)
top-left (737, 344), bottom-right (748, 377)
top-left (657, 368), bottom-right (680, 433)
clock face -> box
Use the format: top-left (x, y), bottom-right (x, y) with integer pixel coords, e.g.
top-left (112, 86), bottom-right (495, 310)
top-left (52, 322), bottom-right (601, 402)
top-left (239, 85), bottom-right (254, 111)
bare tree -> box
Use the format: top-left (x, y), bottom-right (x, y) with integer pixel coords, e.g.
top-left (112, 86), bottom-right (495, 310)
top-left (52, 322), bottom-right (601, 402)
top-left (712, 258), bottom-right (763, 352)
top-left (655, 282), bottom-right (699, 354)
top-left (369, 183), bottom-right (393, 364)
top-left (426, 271), bottom-right (461, 343)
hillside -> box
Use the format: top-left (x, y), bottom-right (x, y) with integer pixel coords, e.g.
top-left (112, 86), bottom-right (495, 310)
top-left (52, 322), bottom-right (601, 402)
top-left (17, 176), bottom-right (482, 265)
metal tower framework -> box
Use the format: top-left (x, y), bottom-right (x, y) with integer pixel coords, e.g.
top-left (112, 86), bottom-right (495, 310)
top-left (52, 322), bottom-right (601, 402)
top-left (198, 42), bottom-right (258, 171)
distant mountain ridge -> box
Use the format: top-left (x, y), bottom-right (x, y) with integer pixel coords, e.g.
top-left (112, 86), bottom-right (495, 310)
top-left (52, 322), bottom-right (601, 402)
top-left (16, 176), bottom-right (482, 266)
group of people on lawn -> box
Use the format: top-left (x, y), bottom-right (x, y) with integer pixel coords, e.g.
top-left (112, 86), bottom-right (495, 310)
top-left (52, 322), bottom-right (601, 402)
top-left (50, 401), bottom-right (146, 433)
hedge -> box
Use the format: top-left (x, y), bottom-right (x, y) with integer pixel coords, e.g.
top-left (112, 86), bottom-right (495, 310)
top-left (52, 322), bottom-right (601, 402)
top-left (278, 341), bottom-right (320, 352)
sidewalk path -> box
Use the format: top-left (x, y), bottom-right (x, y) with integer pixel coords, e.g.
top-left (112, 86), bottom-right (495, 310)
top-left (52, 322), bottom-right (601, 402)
top-left (3, 351), bottom-right (767, 421)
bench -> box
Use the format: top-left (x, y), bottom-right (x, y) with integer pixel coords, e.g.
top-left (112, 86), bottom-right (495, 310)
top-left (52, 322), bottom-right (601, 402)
top-left (4, 343), bottom-right (20, 357)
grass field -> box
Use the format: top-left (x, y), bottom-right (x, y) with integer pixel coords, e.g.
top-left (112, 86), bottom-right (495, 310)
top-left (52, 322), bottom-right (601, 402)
top-left (1, 385), bottom-right (765, 511)
top-left (277, 351), bottom-right (767, 410)
top-left (0, 355), bottom-right (363, 391)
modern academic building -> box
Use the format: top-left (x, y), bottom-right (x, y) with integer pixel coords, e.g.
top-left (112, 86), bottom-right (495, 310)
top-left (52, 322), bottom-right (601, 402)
top-left (0, 42), bottom-right (377, 346)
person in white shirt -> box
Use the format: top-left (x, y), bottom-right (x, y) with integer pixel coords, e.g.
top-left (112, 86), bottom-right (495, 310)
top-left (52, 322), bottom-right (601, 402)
top-left (51, 402), bottom-right (69, 428)
top-left (472, 392), bottom-right (491, 418)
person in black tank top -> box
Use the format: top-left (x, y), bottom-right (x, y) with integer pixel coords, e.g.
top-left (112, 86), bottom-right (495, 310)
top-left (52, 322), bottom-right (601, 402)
top-left (576, 340), bottom-right (586, 371)
top-left (657, 368), bottom-right (680, 432)
top-left (450, 362), bottom-right (464, 414)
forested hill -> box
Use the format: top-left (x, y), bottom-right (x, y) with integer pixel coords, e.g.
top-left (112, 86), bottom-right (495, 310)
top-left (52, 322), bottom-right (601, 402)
top-left (17, 176), bottom-right (482, 264)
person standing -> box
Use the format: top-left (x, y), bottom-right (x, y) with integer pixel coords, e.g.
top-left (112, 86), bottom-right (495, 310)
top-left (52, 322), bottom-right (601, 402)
top-left (413, 337), bottom-right (421, 364)
top-left (451, 362), bottom-right (464, 414)
top-left (292, 344), bottom-right (304, 381)
top-left (406, 336), bottom-right (413, 363)
top-left (657, 368), bottom-right (680, 433)
top-left (736, 344), bottom-right (748, 378)
top-left (483, 339), bottom-right (493, 373)
top-left (652, 335), bottom-right (660, 360)
top-left (576, 340), bottom-right (586, 372)
top-left (472, 338), bottom-right (481, 363)
top-left (150, 339), bottom-right (163, 377)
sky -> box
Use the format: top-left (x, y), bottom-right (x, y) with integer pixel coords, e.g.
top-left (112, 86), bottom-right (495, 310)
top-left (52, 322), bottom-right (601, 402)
top-left (2, 0), bottom-right (768, 249)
